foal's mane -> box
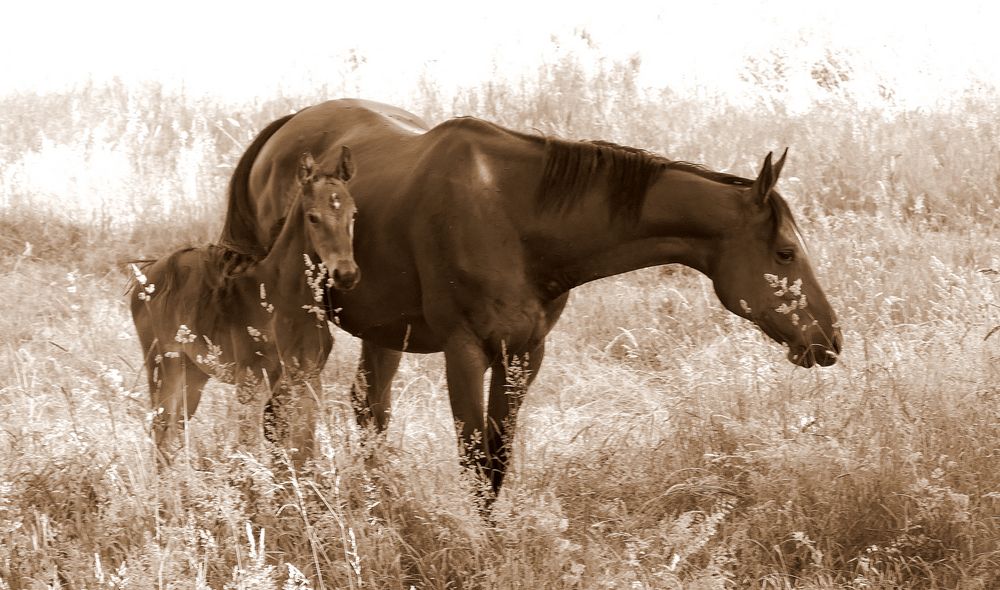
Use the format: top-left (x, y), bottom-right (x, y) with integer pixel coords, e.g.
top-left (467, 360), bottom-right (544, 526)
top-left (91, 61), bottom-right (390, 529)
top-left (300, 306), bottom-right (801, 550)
top-left (534, 136), bottom-right (795, 240)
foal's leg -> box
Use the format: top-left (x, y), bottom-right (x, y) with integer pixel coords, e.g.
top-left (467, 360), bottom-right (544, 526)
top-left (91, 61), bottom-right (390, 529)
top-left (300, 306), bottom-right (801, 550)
top-left (264, 370), bottom-right (321, 467)
top-left (235, 366), bottom-right (277, 453)
top-left (289, 374), bottom-right (321, 466)
top-left (151, 354), bottom-right (210, 462)
top-left (485, 341), bottom-right (546, 497)
top-left (350, 340), bottom-right (402, 431)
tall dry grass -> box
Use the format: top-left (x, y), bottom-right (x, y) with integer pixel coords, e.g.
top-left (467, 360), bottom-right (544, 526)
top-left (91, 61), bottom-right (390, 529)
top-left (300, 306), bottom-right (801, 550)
top-left (1, 53), bottom-right (998, 589)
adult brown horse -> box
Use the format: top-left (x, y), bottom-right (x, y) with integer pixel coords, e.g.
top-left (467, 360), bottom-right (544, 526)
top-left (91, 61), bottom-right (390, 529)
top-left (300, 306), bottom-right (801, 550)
top-left (219, 99), bottom-right (842, 499)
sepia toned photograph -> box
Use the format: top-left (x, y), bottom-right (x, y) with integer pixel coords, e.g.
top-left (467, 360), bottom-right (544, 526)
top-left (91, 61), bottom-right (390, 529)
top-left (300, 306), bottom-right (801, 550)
top-left (1, 1), bottom-right (998, 587)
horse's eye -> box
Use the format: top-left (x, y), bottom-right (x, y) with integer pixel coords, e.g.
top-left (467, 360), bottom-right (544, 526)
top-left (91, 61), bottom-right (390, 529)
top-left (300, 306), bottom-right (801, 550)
top-left (777, 249), bottom-right (795, 264)
top-left (307, 212), bottom-right (322, 224)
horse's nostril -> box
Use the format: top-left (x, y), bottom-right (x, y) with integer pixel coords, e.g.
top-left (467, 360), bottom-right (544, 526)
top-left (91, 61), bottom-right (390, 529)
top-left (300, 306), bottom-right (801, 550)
top-left (332, 267), bottom-right (358, 288)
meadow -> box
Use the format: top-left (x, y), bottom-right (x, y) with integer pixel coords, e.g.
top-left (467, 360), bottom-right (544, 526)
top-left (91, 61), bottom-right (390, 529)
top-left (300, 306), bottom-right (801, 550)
top-left (1, 56), bottom-right (998, 589)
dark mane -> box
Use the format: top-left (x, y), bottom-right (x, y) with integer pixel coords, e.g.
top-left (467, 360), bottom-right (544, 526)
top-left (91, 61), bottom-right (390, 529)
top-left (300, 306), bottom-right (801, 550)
top-left (535, 137), bottom-right (665, 224)
top-left (534, 137), bottom-right (794, 240)
top-left (663, 160), bottom-right (753, 187)
top-left (218, 112), bottom-right (299, 259)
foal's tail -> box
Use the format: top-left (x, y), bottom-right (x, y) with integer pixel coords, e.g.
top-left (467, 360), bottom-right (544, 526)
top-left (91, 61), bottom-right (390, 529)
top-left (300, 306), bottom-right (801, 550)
top-left (123, 247), bottom-right (202, 302)
top-left (217, 110), bottom-right (302, 258)
top-left (123, 258), bottom-right (157, 296)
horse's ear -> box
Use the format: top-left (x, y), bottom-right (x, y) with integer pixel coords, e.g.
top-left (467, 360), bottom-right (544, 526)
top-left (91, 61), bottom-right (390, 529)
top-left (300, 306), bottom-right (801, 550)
top-left (335, 145), bottom-right (356, 182)
top-left (774, 147), bottom-right (788, 179)
top-left (751, 148), bottom-right (788, 203)
top-left (297, 152), bottom-right (315, 184)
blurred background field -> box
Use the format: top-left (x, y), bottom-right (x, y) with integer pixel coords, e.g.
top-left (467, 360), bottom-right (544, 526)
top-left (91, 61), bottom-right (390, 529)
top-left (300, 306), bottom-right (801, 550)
top-left (1, 4), bottom-right (1000, 588)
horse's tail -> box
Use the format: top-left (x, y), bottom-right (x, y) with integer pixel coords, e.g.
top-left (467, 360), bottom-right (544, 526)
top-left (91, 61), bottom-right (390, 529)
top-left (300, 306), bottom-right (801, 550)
top-left (217, 111), bottom-right (301, 258)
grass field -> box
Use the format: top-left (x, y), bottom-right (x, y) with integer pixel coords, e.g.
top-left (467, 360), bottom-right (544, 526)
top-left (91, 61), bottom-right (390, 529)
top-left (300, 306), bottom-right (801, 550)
top-left (1, 57), bottom-right (999, 589)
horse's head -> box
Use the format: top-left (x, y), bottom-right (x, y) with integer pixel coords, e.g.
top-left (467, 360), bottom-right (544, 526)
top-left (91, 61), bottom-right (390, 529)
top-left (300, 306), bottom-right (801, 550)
top-left (709, 150), bottom-right (841, 367)
top-left (297, 147), bottom-right (360, 290)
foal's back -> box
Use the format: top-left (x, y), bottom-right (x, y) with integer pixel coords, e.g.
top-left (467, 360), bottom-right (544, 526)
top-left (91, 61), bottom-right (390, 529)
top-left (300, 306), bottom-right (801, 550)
top-left (131, 245), bottom-right (264, 376)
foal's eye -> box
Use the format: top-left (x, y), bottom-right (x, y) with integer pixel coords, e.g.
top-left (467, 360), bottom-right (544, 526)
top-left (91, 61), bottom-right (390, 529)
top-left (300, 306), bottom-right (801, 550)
top-left (307, 212), bottom-right (322, 224)
top-left (776, 249), bottom-right (795, 264)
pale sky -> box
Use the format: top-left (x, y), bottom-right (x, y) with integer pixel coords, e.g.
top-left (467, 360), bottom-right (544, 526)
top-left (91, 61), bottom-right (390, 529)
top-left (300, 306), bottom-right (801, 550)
top-left (3, 0), bottom-right (1000, 109)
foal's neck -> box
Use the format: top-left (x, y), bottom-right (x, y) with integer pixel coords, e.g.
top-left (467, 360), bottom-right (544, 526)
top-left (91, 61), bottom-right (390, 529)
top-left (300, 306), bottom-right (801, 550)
top-left (255, 202), bottom-right (313, 299)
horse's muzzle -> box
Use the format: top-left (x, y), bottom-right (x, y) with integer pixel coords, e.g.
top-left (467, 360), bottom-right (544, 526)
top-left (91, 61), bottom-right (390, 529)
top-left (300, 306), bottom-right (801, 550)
top-left (788, 330), bottom-right (842, 368)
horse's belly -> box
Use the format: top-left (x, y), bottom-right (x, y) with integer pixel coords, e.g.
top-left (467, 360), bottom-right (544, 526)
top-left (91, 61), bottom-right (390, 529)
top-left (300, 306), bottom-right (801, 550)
top-left (338, 315), bottom-right (442, 354)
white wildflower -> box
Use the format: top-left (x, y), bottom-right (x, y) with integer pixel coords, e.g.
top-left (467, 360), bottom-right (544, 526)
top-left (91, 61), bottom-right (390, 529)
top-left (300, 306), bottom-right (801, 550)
top-left (302, 304), bottom-right (326, 323)
top-left (303, 253), bottom-right (330, 303)
top-left (196, 336), bottom-right (223, 365)
top-left (247, 326), bottom-right (266, 342)
top-left (131, 263), bottom-right (147, 285)
top-left (259, 282), bottom-right (274, 313)
top-left (174, 324), bottom-right (196, 344)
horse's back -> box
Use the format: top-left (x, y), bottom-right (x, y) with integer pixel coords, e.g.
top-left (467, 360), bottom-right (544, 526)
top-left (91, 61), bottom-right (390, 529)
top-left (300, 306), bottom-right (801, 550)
top-left (254, 99), bottom-right (429, 175)
top-left (247, 100), bottom-right (433, 246)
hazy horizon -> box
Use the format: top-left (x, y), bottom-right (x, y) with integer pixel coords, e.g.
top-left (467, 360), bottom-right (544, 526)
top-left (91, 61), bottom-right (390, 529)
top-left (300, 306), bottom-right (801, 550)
top-left (4, 0), bottom-right (1000, 110)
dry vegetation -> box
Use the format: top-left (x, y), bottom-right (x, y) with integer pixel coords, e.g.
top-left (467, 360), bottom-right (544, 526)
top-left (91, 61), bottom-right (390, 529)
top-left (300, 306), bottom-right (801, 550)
top-left (1, 53), bottom-right (998, 589)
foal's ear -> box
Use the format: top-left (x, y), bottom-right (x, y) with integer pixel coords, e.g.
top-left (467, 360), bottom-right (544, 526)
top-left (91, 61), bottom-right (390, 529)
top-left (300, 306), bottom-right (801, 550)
top-left (297, 152), bottom-right (316, 184)
top-left (334, 145), bottom-right (356, 182)
top-left (751, 148), bottom-right (788, 204)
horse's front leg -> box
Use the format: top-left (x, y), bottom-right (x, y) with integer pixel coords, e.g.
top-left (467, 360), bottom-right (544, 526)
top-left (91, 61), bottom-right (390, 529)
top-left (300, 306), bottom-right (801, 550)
top-left (485, 340), bottom-right (546, 497)
top-left (443, 333), bottom-right (491, 490)
top-left (351, 339), bottom-right (402, 432)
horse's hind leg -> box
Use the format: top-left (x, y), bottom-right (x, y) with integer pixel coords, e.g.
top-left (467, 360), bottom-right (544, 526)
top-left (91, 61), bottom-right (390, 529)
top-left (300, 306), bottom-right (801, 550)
top-left (151, 354), bottom-right (209, 463)
top-left (350, 340), bottom-right (401, 432)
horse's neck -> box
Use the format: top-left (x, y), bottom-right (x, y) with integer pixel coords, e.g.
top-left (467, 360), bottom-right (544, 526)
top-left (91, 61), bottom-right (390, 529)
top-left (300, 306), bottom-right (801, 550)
top-left (524, 168), bottom-right (728, 291)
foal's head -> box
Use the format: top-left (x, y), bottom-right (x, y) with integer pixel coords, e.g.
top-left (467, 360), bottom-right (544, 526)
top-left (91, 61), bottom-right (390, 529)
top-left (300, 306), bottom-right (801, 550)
top-left (709, 150), bottom-right (841, 367)
top-left (297, 147), bottom-right (359, 290)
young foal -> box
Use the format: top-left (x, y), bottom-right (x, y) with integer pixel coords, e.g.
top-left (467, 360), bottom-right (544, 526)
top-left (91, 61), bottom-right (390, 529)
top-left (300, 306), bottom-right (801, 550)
top-left (131, 148), bottom-right (358, 465)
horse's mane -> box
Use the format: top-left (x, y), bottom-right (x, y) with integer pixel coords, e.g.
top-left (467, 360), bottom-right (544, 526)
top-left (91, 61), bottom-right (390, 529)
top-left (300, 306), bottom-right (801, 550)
top-left (534, 136), bottom-right (795, 240)
top-left (218, 111), bottom-right (300, 259)
top-left (535, 137), bottom-right (663, 224)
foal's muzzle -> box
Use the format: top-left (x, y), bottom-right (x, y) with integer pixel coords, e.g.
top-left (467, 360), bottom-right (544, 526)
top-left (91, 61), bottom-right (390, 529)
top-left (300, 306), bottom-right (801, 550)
top-left (331, 265), bottom-right (360, 290)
